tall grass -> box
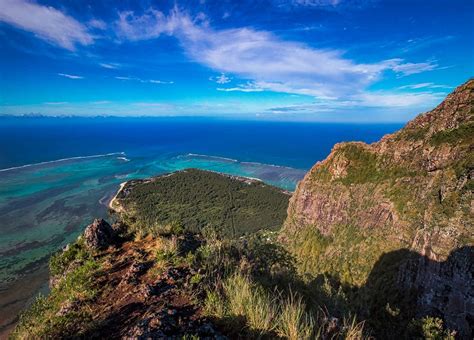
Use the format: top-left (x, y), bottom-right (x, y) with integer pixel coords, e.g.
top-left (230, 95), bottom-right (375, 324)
top-left (223, 273), bottom-right (277, 334)
top-left (208, 272), bottom-right (367, 339)
top-left (278, 291), bottom-right (315, 339)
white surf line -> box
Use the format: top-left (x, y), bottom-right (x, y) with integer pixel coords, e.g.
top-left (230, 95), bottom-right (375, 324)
top-left (241, 160), bottom-right (304, 171)
top-left (184, 153), bottom-right (304, 171)
top-left (183, 153), bottom-right (239, 162)
top-left (0, 152), bottom-right (126, 173)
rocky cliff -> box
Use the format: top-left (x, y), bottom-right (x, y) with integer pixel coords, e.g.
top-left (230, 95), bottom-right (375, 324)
top-left (283, 79), bottom-right (473, 337)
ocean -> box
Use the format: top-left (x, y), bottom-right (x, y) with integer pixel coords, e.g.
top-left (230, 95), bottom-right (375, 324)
top-left (0, 116), bottom-right (402, 334)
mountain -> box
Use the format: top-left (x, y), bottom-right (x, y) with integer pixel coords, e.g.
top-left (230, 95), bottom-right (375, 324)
top-left (283, 79), bottom-right (473, 337)
top-left (11, 81), bottom-right (473, 339)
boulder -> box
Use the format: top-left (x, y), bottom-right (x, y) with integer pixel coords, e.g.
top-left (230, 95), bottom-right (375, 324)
top-left (83, 219), bottom-right (116, 250)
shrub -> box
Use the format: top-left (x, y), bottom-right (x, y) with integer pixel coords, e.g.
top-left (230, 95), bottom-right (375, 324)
top-left (409, 317), bottom-right (456, 340)
top-left (49, 238), bottom-right (90, 277)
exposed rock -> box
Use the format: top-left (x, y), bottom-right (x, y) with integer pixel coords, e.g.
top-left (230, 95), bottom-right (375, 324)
top-left (83, 218), bottom-right (117, 250)
top-left (283, 79), bottom-right (474, 337)
top-left (123, 261), bottom-right (150, 284)
top-left (398, 246), bottom-right (474, 338)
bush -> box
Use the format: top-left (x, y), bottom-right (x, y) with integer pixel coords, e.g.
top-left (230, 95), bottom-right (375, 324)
top-left (409, 317), bottom-right (456, 340)
top-left (49, 238), bottom-right (90, 277)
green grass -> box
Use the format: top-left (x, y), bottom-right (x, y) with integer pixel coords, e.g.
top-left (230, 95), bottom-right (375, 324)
top-left (311, 144), bottom-right (420, 186)
top-left (278, 292), bottom-right (316, 340)
top-left (206, 272), bottom-right (367, 339)
top-left (396, 126), bottom-right (429, 141)
top-left (49, 237), bottom-right (90, 277)
top-left (12, 252), bottom-right (101, 338)
top-left (430, 122), bottom-right (474, 146)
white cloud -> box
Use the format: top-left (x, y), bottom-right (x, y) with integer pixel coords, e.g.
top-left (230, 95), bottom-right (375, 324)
top-left (398, 82), bottom-right (452, 90)
top-left (149, 79), bottom-right (174, 84)
top-left (0, 0), bottom-right (93, 50)
top-left (291, 0), bottom-right (341, 6)
top-left (115, 76), bottom-right (133, 80)
top-left (115, 8), bottom-right (178, 41)
top-left (217, 82), bottom-right (264, 92)
top-left (88, 19), bottom-right (106, 30)
top-left (387, 59), bottom-right (438, 76)
top-left (43, 101), bottom-right (69, 105)
top-left (354, 91), bottom-right (445, 107)
top-left (58, 73), bottom-right (83, 79)
top-left (100, 63), bottom-right (120, 69)
top-left (114, 8), bottom-right (440, 104)
top-left (210, 73), bottom-right (231, 84)
top-left (115, 76), bottom-right (173, 84)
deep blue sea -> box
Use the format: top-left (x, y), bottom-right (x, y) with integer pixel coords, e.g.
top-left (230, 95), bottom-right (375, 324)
top-left (0, 116), bottom-right (402, 333)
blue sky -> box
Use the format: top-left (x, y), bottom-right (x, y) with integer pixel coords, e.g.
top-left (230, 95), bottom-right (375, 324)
top-left (0, 0), bottom-right (472, 121)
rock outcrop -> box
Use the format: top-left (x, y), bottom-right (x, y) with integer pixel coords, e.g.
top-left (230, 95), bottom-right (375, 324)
top-left (83, 218), bottom-right (117, 250)
top-left (283, 79), bottom-right (473, 337)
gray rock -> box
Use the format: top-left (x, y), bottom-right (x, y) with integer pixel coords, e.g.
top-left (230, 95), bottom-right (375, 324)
top-left (83, 219), bottom-right (116, 250)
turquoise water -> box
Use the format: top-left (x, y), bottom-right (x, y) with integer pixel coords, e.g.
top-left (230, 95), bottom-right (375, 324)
top-left (0, 117), bottom-right (402, 332)
top-left (0, 152), bottom-right (305, 285)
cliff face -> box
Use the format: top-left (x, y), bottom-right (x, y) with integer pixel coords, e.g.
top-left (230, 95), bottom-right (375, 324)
top-left (283, 80), bottom-right (473, 336)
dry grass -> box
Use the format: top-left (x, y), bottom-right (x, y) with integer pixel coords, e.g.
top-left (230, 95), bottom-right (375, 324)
top-left (277, 291), bottom-right (315, 340)
top-left (223, 273), bottom-right (277, 334)
top-left (208, 272), bottom-right (369, 339)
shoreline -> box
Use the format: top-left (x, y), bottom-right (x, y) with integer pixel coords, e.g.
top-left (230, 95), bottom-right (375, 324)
top-left (108, 182), bottom-right (127, 212)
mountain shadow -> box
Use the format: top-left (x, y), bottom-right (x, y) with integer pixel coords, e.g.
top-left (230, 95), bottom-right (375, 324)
top-left (359, 246), bottom-right (473, 339)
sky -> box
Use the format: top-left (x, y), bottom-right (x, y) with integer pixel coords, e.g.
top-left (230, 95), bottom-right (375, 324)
top-left (0, 0), bottom-right (473, 122)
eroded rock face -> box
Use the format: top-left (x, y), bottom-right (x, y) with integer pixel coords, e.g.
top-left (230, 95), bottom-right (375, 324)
top-left (83, 219), bottom-right (117, 250)
top-left (398, 247), bottom-right (474, 338)
top-left (284, 80), bottom-right (474, 336)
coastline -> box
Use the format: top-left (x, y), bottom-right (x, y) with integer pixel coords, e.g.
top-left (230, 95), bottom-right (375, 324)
top-left (108, 181), bottom-right (127, 212)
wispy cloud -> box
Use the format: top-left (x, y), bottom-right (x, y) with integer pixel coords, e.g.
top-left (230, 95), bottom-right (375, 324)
top-left (398, 82), bottom-right (453, 90)
top-left (115, 76), bottom-right (173, 84)
top-left (289, 0), bottom-right (342, 7)
top-left (210, 73), bottom-right (232, 84)
top-left (400, 35), bottom-right (455, 54)
top-left (88, 19), bottom-right (107, 30)
top-left (115, 76), bottom-right (133, 80)
top-left (115, 8), bottom-right (178, 41)
top-left (355, 91), bottom-right (445, 107)
top-left (149, 79), bottom-right (174, 84)
top-left (387, 59), bottom-right (439, 76)
top-left (217, 82), bottom-right (263, 92)
top-left (43, 101), bottom-right (69, 105)
top-left (58, 73), bottom-right (83, 79)
top-left (114, 8), bottom-right (441, 106)
top-left (0, 0), bottom-right (93, 50)
top-left (99, 62), bottom-right (120, 69)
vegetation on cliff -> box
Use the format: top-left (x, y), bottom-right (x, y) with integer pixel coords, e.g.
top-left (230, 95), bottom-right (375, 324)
top-left (12, 81), bottom-right (473, 339)
top-left (283, 79), bottom-right (473, 337)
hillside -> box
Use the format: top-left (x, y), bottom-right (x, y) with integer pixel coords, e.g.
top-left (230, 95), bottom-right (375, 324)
top-left (283, 79), bottom-right (473, 337)
top-left (110, 168), bottom-right (290, 237)
top-left (11, 81), bottom-right (473, 339)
